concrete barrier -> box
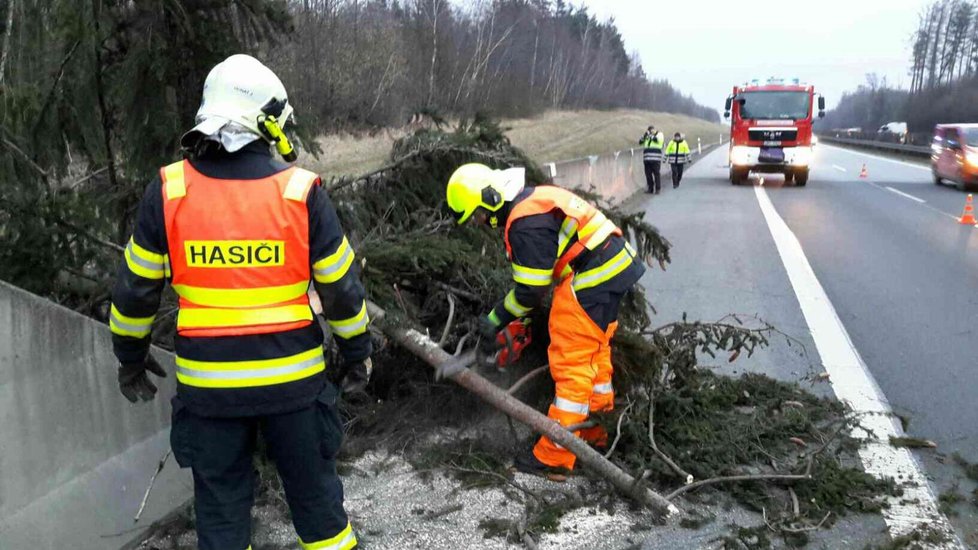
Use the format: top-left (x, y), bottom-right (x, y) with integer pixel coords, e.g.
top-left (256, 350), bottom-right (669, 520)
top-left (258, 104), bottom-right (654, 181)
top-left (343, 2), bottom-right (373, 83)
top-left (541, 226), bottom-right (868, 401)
top-left (0, 280), bottom-right (191, 550)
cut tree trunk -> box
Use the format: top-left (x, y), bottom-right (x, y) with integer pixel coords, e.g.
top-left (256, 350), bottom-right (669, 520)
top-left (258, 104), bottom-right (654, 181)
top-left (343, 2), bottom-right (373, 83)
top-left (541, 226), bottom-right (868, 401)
top-left (366, 301), bottom-right (679, 518)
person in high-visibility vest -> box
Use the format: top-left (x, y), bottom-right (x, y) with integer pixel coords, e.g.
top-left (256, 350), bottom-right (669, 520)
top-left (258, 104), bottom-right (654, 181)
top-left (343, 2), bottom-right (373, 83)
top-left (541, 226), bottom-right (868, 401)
top-left (665, 132), bottom-right (692, 188)
top-left (445, 164), bottom-right (646, 474)
top-left (109, 54), bottom-right (367, 550)
top-left (638, 125), bottom-right (664, 194)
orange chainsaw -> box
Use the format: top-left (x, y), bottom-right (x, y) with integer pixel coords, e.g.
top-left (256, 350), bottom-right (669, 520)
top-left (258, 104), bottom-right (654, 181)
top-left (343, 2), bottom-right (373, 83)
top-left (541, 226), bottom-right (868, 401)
top-left (495, 319), bottom-right (532, 370)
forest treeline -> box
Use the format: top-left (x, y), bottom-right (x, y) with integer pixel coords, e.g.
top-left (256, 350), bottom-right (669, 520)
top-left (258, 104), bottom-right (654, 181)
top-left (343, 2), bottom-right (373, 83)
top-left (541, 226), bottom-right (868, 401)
top-left (276, 0), bottom-right (718, 128)
top-left (0, 0), bottom-right (713, 305)
top-left (823, 0), bottom-right (978, 140)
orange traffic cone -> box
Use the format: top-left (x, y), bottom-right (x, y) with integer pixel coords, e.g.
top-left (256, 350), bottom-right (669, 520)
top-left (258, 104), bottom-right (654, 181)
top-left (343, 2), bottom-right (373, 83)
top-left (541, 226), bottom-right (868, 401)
top-left (859, 164), bottom-right (868, 179)
top-left (960, 194), bottom-right (977, 225)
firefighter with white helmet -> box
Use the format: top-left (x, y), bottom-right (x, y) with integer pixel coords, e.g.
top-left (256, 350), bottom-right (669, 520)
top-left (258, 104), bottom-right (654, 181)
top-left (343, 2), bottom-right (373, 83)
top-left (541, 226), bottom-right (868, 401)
top-left (110, 54), bottom-right (366, 550)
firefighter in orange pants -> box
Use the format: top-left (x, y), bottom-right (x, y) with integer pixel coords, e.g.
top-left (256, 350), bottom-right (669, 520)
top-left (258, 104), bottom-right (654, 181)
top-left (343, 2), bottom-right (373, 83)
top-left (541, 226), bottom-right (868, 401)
top-left (445, 164), bottom-right (645, 473)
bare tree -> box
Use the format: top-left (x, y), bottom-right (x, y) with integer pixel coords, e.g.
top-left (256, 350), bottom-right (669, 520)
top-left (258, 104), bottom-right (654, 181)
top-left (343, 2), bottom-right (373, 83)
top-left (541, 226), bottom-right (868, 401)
top-left (0, 0), bottom-right (14, 87)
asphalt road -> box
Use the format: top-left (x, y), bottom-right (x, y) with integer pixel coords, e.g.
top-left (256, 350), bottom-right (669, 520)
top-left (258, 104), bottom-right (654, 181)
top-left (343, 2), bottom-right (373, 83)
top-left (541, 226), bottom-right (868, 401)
top-left (629, 144), bottom-right (978, 548)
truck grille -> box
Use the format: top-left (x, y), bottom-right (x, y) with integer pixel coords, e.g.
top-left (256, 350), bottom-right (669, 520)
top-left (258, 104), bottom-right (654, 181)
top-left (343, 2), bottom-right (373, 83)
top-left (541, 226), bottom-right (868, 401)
top-left (749, 128), bottom-right (798, 142)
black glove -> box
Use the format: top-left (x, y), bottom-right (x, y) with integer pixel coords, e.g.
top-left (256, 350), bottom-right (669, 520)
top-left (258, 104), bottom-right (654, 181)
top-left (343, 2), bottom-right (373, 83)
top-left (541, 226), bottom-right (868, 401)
top-left (118, 355), bottom-right (167, 403)
top-left (478, 315), bottom-right (501, 356)
top-left (340, 358), bottom-right (372, 395)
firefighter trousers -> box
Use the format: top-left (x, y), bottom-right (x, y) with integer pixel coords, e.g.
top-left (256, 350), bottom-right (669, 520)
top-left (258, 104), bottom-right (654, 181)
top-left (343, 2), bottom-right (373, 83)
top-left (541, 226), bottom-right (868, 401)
top-left (643, 160), bottom-right (661, 192)
top-left (671, 163), bottom-right (685, 187)
top-left (170, 382), bottom-right (356, 550)
top-left (532, 276), bottom-right (625, 470)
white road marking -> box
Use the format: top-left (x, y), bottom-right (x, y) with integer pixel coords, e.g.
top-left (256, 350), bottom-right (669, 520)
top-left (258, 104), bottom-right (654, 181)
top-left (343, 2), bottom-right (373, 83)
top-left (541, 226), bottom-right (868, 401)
top-left (885, 186), bottom-right (926, 203)
top-left (832, 164), bottom-right (847, 172)
top-left (754, 186), bottom-right (961, 548)
top-left (864, 181), bottom-right (962, 221)
top-left (823, 143), bottom-right (930, 171)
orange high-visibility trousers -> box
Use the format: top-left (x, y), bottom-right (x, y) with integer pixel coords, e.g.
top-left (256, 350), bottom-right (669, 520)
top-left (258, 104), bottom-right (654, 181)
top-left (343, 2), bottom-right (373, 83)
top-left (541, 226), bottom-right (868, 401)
top-left (532, 276), bottom-right (617, 470)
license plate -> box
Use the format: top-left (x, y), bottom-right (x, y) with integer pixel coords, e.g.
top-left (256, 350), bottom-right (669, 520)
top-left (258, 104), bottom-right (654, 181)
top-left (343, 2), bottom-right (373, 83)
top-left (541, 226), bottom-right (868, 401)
top-left (763, 141), bottom-right (782, 146)
top-left (758, 147), bottom-right (785, 163)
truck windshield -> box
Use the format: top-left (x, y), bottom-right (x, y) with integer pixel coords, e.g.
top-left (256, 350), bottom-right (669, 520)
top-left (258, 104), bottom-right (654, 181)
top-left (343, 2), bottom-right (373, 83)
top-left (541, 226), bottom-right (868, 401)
top-left (738, 91), bottom-right (810, 120)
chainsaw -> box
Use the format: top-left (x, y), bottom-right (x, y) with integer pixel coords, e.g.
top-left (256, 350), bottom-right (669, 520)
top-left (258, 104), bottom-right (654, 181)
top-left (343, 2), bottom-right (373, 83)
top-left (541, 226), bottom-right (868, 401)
top-left (435, 319), bottom-right (533, 380)
top-left (495, 319), bottom-right (532, 370)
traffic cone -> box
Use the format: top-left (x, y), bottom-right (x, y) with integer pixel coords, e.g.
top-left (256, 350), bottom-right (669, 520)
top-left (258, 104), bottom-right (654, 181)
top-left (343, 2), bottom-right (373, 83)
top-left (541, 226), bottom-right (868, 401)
top-left (859, 164), bottom-right (868, 179)
top-left (959, 194), bottom-right (977, 225)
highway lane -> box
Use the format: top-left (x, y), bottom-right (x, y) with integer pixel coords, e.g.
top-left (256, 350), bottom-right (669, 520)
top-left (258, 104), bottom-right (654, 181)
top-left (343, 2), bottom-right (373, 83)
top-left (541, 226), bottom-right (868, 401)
top-left (630, 144), bottom-right (976, 547)
top-left (774, 144), bottom-right (978, 456)
top-left (770, 144), bottom-right (978, 544)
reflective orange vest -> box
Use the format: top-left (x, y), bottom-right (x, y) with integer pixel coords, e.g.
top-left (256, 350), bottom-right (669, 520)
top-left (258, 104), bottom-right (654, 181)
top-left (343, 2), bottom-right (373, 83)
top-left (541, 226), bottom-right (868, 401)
top-left (160, 160), bottom-right (319, 338)
top-left (504, 186), bottom-right (622, 280)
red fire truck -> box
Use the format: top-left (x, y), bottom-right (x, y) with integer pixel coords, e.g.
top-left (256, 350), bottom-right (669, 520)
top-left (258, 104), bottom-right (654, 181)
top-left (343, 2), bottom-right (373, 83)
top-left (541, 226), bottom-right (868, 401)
top-left (724, 78), bottom-right (825, 186)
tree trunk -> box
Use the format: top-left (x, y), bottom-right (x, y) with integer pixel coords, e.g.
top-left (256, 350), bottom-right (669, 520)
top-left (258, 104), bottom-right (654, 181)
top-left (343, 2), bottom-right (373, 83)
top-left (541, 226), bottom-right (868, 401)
top-left (366, 301), bottom-right (679, 518)
top-left (426, 0), bottom-right (440, 107)
top-left (0, 0), bottom-right (15, 87)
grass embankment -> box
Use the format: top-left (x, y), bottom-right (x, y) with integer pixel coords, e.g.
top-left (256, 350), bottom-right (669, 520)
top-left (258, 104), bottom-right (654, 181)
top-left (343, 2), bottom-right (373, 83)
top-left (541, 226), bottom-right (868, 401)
top-left (504, 109), bottom-right (726, 162)
top-left (306, 109), bottom-right (726, 177)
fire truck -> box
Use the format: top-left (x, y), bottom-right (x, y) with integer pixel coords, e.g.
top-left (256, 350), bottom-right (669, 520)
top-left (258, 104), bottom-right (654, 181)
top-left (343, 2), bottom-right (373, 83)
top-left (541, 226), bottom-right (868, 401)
top-left (724, 78), bottom-right (825, 186)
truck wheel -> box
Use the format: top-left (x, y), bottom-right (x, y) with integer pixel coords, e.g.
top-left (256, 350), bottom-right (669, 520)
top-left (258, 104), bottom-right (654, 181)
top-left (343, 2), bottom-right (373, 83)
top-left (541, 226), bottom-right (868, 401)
top-left (794, 169), bottom-right (809, 186)
top-left (933, 171), bottom-right (942, 185)
top-left (730, 167), bottom-right (748, 185)
top-left (784, 171), bottom-right (794, 184)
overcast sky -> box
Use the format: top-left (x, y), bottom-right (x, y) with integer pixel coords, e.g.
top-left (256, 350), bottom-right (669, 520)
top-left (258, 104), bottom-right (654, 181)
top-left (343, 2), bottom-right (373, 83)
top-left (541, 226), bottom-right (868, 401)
top-left (582, 0), bottom-right (931, 112)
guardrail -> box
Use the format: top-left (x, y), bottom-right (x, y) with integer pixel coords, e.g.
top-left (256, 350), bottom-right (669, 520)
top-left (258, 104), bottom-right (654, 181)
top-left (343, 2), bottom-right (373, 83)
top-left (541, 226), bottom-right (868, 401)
top-left (818, 135), bottom-right (932, 157)
top-left (546, 135), bottom-right (727, 204)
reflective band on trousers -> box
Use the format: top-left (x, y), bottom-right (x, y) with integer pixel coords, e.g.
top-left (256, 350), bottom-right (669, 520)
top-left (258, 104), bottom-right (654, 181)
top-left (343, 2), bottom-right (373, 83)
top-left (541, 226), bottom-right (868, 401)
top-left (327, 301), bottom-right (369, 339)
top-left (176, 347), bottom-right (325, 389)
top-left (553, 396), bottom-right (589, 415)
top-left (173, 280), bottom-right (309, 308)
top-left (109, 304), bottom-right (154, 338)
top-left (300, 522), bottom-right (357, 550)
top-left (593, 382), bottom-right (614, 394)
top-left (178, 304), bottom-right (313, 329)
top-left (572, 247), bottom-right (633, 292)
top-left (313, 236), bottom-right (355, 284)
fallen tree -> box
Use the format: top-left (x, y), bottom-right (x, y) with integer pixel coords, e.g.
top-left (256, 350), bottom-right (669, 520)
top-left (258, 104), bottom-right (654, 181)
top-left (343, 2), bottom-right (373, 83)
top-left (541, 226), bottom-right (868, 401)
top-left (365, 300), bottom-right (679, 518)
top-left (134, 118), bottom-right (902, 549)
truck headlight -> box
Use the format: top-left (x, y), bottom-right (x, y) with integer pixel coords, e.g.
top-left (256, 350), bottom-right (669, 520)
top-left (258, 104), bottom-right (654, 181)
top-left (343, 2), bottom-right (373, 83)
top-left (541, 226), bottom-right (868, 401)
top-left (967, 152), bottom-right (978, 166)
top-left (792, 147), bottom-right (813, 166)
top-left (730, 146), bottom-right (751, 166)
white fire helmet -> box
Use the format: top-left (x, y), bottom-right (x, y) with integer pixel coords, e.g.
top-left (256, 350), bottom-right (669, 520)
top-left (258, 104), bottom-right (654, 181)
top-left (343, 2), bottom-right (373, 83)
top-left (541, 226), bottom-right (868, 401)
top-left (183, 54), bottom-right (294, 145)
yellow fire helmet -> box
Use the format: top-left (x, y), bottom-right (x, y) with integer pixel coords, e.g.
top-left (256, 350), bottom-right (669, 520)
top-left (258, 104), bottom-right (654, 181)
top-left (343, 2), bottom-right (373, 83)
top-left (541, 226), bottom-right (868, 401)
top-left (445, 163), bottom-right (506, 225)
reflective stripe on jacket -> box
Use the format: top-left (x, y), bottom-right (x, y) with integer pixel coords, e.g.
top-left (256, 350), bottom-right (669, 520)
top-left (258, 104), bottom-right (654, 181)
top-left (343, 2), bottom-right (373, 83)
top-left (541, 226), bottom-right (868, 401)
top-left (111, 142), bottom-right (371, 414)
top-left (665, 140), bottom-right (691, 164)
top-left (641, 132), bottom-right (664, 161)
top-left (489, 186), bottom-right (633, 326)
top-left (504, 186), bottom-right (623, 282)
top-left (487, 199), bottom-right (644, 328)
top-left (161, 160), bottom-right (318, 339)
top-left (159, 160), bottom-right (328, 389)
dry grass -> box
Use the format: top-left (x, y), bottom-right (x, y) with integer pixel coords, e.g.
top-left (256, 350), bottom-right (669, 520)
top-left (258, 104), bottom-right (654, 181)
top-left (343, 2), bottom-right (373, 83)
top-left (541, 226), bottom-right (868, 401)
top-left (306, 129), bottom-right (407, 179)
top-left (504, 109), bottom-right (726, 163)
top-left (303, 109), bottom-right (726, 178)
